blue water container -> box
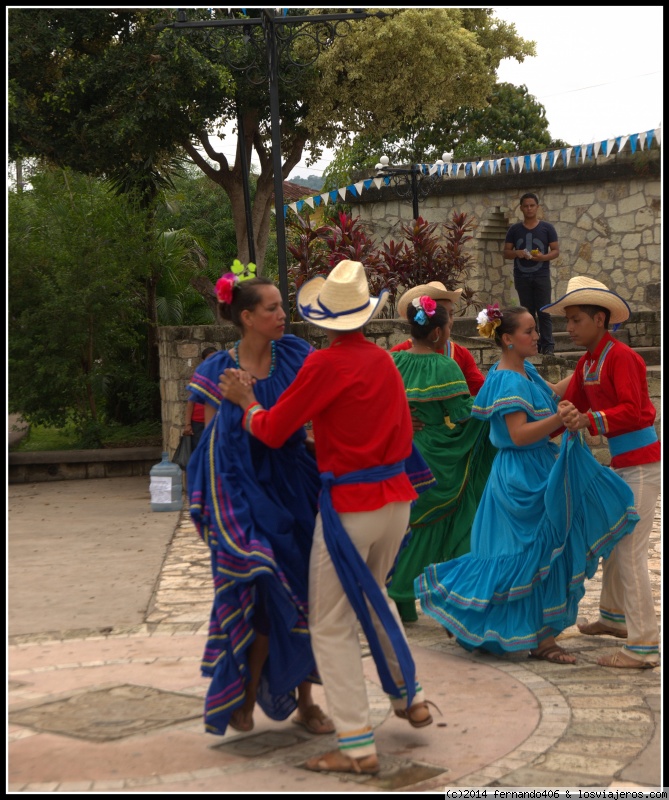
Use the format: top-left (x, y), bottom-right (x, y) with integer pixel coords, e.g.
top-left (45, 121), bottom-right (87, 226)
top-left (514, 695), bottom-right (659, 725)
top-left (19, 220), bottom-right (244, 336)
top-left (149, 451), bottom-right (183, 512)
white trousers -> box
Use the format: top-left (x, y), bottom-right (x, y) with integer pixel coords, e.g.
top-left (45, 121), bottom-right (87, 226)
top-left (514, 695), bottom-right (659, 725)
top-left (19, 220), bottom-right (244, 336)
top-left (597, 462), bottom-right (661, 664)
top-left (308, 501), bottom-right (425, 758)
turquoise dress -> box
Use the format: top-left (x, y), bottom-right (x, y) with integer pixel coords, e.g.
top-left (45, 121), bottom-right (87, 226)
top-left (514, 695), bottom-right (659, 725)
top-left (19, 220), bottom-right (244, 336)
top-left (415, 361), bottom-right (639, 654)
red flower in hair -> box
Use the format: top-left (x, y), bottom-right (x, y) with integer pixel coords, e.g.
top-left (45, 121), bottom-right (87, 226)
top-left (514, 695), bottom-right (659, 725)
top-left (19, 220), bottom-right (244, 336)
top-left (216, 272), bottom-right (238, 304)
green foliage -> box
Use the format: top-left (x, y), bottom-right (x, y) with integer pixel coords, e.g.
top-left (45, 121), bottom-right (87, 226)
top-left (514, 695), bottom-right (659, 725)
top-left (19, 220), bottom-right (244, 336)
top-left (285, 210), bottom-right (479, 320)
top-left (14, 420), bottom-right (162, 451)
top-left (8, 167), bottom-right (153, 429)
top-left (8, 8), bottom-right (535, 272)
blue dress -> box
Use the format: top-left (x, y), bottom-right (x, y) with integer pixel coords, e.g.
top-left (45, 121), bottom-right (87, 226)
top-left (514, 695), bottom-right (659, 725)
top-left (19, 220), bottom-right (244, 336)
top-left (415, 361), bottom-right (639, 655)
top-left (187, 335), bottom-right (321, 735)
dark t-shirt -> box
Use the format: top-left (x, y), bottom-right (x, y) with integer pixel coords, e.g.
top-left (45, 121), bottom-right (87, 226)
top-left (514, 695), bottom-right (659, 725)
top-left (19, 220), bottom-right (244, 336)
top-left (505, 220), bottom-right (558, 277)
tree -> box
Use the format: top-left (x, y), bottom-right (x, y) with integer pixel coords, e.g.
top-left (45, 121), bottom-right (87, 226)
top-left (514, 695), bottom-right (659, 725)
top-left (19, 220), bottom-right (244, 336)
top-left (323, 82), bottom-right (568, 186)
top-left (8, 8), bottom-right (535, 276)
top-left (8, 167), bottom-right (154, 433)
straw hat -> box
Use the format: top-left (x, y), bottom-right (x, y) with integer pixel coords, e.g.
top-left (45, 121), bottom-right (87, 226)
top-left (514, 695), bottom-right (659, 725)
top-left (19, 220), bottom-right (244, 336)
top-left (297, 260), bottom-right (389, 331)
top-left (541, 276), bottom-right (630, 324)
top-left (397, 281), bottom-right (463, 320)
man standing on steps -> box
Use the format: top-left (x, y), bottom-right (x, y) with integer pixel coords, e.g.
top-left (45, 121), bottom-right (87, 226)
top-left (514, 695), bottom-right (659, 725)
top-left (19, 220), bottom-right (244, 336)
top-left (504, 192), bottom-right (559, 354)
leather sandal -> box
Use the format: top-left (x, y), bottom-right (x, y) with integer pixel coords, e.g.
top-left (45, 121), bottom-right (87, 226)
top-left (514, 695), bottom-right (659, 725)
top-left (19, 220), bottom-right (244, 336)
top-left (528, 644), bottom-right (576, 664)
top-left (304, 749), bottom-right (380, 774)
top-left (394, 699), bottom-right (440, 728)
top-left (597, 651), bottom-right (656, 669)
top-left (578, 620), bottom-right (627, 639)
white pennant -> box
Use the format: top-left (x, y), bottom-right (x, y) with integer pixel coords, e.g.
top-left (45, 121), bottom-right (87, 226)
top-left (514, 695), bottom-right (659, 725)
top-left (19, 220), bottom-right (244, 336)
top-left (354, 181), bottom-right (365, 196)
top-left (654, 127), bottom-right (661, 145)
top-left (373, 177), bottom-right (384, 190)
top-left (305, 197), bottom-right (314, 209)
top-left (476, 161), bottom-right (485, 174)
top-left (338, 187), bottom-right (347, 200)
top-left (428, 164), bottom-right (438, 176)
top-left (540, 152), bottom-right (548, 170)
top-left (618, 135), bottom-right (629, 154)
top-left (496, 158), bottom-right (503, 172)
top-left (517, 157), bottom-right (524, 173)
top-left (289, 203), bottom-right (297, 213)
top-left (320, 193), bottom-right (330, 206)
top-left (594, 140), bottom-right (602, 157)
top-left (564, 147), bottom-right (573, 166)
top-left (606, 139), bottom-right (616, 157)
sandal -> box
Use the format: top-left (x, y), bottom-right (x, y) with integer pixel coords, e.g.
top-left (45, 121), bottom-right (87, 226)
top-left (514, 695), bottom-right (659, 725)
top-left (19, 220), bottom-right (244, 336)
top-left (529, 644), bottom-right (576, 664)
top-left (578, 620), bottom-right (627, 639)
top-left (304, 749), bottom-right (380, 775)
top-left (394, 700), bottom-right (440, 728)
top-left (597, 651), bottom-right (656, 669)
top-left (292, 704), bottom-right (335, 735)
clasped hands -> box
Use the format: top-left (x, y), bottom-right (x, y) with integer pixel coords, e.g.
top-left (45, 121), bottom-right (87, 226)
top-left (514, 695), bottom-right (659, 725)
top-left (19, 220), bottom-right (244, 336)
top-left (219, 368), bottom-right (257, 409)
top-left (557, 399), bottom-right (586, 431)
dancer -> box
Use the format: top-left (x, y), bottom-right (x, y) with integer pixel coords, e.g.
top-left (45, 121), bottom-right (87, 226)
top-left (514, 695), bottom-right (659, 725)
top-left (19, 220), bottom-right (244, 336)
top-left (220, 260), bottom-right (435, 776)
top-left (393, 281), bottom-right (485, 395)
top-left (415, 305), bottom-right (639, 664)
top-left (543, 276), bottom-right (660, 668)
top-left (187, 271), bottom-right (334, 736)
top-left (388, 296), bottom-right (496, 622)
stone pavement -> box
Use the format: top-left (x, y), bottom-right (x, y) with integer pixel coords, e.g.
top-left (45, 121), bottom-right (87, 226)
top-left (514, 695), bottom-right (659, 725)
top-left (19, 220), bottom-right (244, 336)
top-left (8, 480), bottom-right (663, 793)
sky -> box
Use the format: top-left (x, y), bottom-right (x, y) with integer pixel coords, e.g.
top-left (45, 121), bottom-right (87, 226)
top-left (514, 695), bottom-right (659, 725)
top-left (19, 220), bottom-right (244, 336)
top-left (286, 5), bottom-right (663, 180)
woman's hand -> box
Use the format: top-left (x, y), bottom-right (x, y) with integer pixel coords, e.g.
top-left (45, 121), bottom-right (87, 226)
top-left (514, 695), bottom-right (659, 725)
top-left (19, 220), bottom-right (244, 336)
top-left (219, 368), bottom-right (258, 409)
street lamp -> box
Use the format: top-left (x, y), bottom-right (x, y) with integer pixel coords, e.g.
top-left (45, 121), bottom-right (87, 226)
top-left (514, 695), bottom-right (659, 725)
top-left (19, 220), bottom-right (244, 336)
top-left (374, 152), bottom-right (453, 221)
top-left (153, 8), bottom-right (388, 328)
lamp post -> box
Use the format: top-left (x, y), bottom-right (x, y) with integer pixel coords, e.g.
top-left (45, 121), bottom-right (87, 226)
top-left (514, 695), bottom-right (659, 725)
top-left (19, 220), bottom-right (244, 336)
top-left (153, 8), bottom-right (387, 327)
top-left (374, 152), bottom-right (453, 221)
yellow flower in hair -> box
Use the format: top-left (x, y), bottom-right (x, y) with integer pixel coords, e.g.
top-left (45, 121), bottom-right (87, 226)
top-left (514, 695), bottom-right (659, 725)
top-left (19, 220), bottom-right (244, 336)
top-left (476, 305), bottom-right (503, 340)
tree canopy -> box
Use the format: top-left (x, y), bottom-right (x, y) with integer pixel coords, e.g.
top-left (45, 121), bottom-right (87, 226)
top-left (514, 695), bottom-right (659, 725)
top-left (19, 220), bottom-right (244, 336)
top-left (9, 7), bottom-right (536, 270)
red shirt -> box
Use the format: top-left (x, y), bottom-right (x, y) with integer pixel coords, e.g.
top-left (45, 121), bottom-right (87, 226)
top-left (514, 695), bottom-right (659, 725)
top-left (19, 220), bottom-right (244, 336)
top-left (561, 331), bottom-right (660, 468)
top-left (390, 339), bottom-right (485, 396)
top-left (244, 331), bottom-right (418, 512)
top-left (190, 401), bottom-right (205, 423)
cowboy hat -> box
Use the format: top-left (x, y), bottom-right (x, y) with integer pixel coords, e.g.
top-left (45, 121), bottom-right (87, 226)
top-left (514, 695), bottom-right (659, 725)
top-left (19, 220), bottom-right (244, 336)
top-left (397, 281), bottom-right (463, 320)
top-left (541, 276), bottom-right (630, 325)
top-left (297, 260), bottom-right (389, 331)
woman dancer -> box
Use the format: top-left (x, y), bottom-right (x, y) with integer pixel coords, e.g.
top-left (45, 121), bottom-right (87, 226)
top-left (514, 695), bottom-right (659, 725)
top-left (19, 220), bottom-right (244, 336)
top-left (415, 305), bottom-right (639, 663)
top-left (187, 271), bottom-right (333, 736)
top-left (388, 297), bottom-right (495, 623)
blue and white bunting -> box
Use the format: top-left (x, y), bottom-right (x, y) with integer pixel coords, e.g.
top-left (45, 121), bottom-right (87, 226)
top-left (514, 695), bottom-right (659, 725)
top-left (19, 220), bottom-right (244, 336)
top-left (281, 126), bottom-right (661, 215)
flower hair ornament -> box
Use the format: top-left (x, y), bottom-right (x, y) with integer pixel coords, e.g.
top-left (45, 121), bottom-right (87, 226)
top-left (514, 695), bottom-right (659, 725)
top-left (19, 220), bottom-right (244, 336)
top-left (215, 259), bottom-right (257, 303)
top-left (411, 295), bottom-right (437, 326)
top-left (476, 303), bottom-right (503, 339)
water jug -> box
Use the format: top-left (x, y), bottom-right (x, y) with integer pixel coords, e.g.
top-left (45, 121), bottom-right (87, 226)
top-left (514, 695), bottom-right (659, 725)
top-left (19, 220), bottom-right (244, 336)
top-left (150, 451), bottom-right (183, 512)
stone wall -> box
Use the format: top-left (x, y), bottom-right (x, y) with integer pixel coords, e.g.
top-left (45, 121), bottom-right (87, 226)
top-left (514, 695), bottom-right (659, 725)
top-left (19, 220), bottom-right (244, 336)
top-left (351, 148), bottom-right (661, 313)
top-left (157, 310), bottom-right (660, 465)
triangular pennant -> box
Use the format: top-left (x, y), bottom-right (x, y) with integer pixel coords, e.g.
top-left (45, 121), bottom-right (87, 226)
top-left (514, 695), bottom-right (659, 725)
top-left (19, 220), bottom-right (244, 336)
top-left (586, 143), bottom-right (594, 161)
top-left (548, 150), bottom-right (555, 169)
top-left (653, 127), bottom-right (661, 145)
top-left (373, 177), bottom-right (384, 190)
top-left (637, 132), bottom-right (645, 151)
top-left (320, 193), bottom-right (330, 206)
top-left (629, 133), bottom-right (638, 154)
top-left (564, 147), bottom-right (573, 166)
top-left (348, 184), bottom-right (358, 198)
top-left (465, 163), bottom-right (472, 176)
top-left (615, 135), bottom-right (628, 155)
top-left (645, 129), bottom-right (655, 149)
top-left (496, 158), bottom-right (503, 172)
top-left (338, 187), bottom-right (347, 200)
top-left (305, 197), bottom-right (314, 209)
top-left (314, 195), bottom-right (322, 206)
top-left (539, 152), bottom-right (548, 170)
top-left (517, 157), bottom-right (524, 173)
top-left (355, 181), bottom-right (365, 195)
top-left (363, 179), bottom-right (373, 190)
top-left (524, 155), bottom-right (532, 172)
top-left (476, 160), bottom-right (485, 174)
top-left (574, 145), bottom-right (582, 164)
top-left (428, 164), bottom-right (438, 176)
top-left (290, 202), bottom-right (298, 213)
top-left (296, 200), bottom-right (304, 212)
top-left (593, 140), bottom-right (602, 157)
top-left (329, 190), bottom-right (339, 202)
top-left (606, 138), bottom-right (616, 157)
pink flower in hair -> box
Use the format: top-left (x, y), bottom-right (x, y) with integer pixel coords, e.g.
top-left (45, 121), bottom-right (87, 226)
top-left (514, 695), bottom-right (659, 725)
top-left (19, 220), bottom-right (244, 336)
top-left (216, 272), bottom-right (238, 304)
top-left (421, 296), bottom-right (437, 316)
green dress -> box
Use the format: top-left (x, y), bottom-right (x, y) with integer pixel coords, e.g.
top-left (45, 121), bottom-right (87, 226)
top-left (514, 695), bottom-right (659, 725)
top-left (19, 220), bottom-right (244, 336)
top-left (389, 350), bottom-right (496, 622)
